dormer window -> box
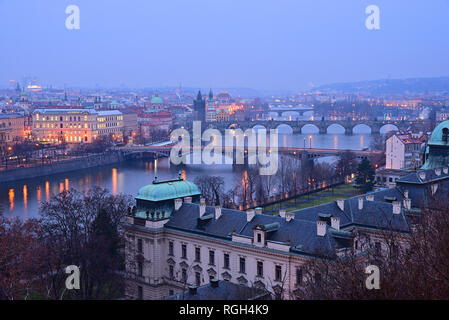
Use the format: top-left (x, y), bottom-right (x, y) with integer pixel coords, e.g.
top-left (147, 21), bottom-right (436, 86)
top-left (253, 225), bottom-right (266, 247)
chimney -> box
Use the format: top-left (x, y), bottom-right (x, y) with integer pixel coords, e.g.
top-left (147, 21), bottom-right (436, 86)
top-left (215, 205), bottom-right (222, 219)
top-left (174, 198), bottom-right (183, 211)
top-left (279, 209), bottom-right (286, 218)
top-left (199, 198), bottom-right (206, 217)
top-left (435, 168), bottom-right (442, 176)
top-left (210, 278), bottom-right (219, 288)
top-left (403, 189), bottom-right (409, 199)
top-left (431, 183), bottom-right (438, 195)
top-left (255, 207), bottom-right (263, 214)
top-left (285, 212), bottom-right (294, 222)
top-left (188, 285), bottom-right (197, 295)
top-left (392, 201), bottom-right (401, 214)
top-left (317, 220), bottom-right (326, 236)
top-left (358, 197), bottom-right (364, 210)
top-left (331, 216), bottom-right (340, 230)
top-left (366, 194), bottom-right (374, 201)
top-left (336, 199), bottom-right (344, 211)
top-left (403, 198), bottom-right (412, 210)
top-left (184, 197), bottom-right (192, 203)
top-left (443, 167), bottom-right (448, 175)
top-left (246, 209), bottom-right (255, 222)
top-left (418, 171), bottom-right (426, 180)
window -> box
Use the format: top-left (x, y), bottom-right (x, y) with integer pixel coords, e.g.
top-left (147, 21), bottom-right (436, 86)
top-left (224, 253), bottom-right (230, 269)
top-left (257, 261), bottom-right (263, 277)
top-left (209, 250), bottom-right (215, 265)
top-left (239, 257), bottom-right (246, 274)
top-left (169, 265), bottom-right (174, 279)
top-left (137, 238), bottom-right (143, 253)
top-left (275, 265), bottom-right (282, 282)
top-left (137, 261), bottom-right (143, 277)
top-left (181, 244), bottom-right (187, 259)
top-left (257, 233), bottom-right (262, 243)
top-left (169, 290), bottom-right (174, 296)
top-left (182, 268), bottom-right (187, 282)
top-left (137, 286), bottom-right (143, 300)
top-left (168, 241), bottom-right (174, 256)
top-left (296, 268), bottom-right (302, 285)
top-left (195, 272), bottom-right (201, 286)
top-left (195, 247), bottom-right (201, 262)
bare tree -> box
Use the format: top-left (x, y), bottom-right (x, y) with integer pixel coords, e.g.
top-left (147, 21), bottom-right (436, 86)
top-left (38, 187), bottom-right (133, 300)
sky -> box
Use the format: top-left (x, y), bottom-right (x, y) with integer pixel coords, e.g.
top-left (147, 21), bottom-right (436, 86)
top-left (0, 0), bottom-right (449, 91)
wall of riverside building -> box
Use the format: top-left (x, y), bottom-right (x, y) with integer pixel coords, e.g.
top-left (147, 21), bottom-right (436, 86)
top-left (0, 151), bottom-right (124, 183)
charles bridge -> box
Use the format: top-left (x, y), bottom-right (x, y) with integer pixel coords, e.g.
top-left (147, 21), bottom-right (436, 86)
top-left (200, 118), bottom-right (430, 135)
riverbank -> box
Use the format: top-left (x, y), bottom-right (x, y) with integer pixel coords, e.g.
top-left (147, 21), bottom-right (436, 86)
top-left (0, 151), bottom-right (125, 183)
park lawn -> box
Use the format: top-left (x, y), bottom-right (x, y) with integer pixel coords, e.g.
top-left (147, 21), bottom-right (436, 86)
top-left (263, 184), bottom-right (363, 214)
top-left (284, 195), bottom-right (346, 212)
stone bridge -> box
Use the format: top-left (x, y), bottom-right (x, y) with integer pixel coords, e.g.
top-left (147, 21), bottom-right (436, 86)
top-left (199, 119), bottom-right (429, 135)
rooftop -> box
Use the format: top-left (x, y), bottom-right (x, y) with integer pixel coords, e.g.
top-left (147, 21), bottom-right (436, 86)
top-left (136, 176), bottom-right (200, 202)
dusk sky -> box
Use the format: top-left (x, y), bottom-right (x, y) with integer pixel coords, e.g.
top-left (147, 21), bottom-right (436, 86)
top-left (1, 0), bottom-right (448, 91)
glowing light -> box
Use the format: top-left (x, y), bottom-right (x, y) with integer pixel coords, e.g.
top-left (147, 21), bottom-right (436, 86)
top-left (23, 185), bottom-right (28, 212)
top-left (112, 168), bottom-right (117, 196)
top-left (8, 189), bottom-right (14, 211)
top-left (37, 186), bottom-right (41, 203)
top-left (45, 181), bottom-right (50, 202)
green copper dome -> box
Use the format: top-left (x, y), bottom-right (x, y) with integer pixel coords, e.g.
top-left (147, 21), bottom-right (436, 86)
top-left (427, 120), bottom-right (449, 146)
top-left (150, 95), bottom-right (164, 105)
top-left (136, 177), bottom-right (201, 202)
top-left (421, 120), bottom-right (449, 169)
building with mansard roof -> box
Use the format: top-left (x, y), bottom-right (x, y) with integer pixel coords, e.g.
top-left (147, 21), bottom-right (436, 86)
top-left (125, 161), bottom-right (449, 300)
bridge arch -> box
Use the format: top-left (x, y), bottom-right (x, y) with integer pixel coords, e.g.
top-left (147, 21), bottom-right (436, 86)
top-left (251, 124), bottom-right (267, 133)
top-left (326, 123), bottom-right (345, 134)
top-left (276, 124), bottom-right (293, 134)
top-left (301, 124), bottom-right (319, 134)
top-left (380, 124), bottom-right (399, 134)
top-left (352, 123), bottom-right (372, 134)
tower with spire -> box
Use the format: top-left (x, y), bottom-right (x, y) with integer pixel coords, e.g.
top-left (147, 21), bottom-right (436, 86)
top-left (193, 90), bottom-right (206, 122)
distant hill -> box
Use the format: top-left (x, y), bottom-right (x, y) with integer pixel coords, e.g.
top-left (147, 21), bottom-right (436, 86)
top-left (315, 77), bottom-right (449, 95)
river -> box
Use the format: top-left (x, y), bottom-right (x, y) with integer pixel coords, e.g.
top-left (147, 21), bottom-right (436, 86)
top-left (1, 125), bottom-right (395, 219)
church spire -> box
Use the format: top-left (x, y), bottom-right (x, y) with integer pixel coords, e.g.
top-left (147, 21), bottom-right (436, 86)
top-left (208, 88), bottom-right (213, 101)
top-left (196, 90), bottom-right (203, 101)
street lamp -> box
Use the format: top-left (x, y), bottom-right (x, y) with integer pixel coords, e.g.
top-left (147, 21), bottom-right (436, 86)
top-left (309, 135), bottom-right (312, 149)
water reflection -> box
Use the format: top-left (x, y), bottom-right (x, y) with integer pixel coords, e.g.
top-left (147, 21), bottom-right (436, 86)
top-left (23, 185), bottom-right (28, 215)
top-left (112, 168), bottom-right (117, 195)
top-left (9, 189), bottom-right (14, 211)
top-left (1, 130), bottom-right (374, 219)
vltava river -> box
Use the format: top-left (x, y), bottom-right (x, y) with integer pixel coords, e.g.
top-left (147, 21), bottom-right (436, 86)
top-left (1, 125), bottom-right (393, 219)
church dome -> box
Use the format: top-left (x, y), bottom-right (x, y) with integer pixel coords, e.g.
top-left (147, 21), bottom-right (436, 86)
top-left (136, 177), bottom-right (201, 202)
top-left (428, 120), bottom-right (449, 146)
top-left (150, 95), bottom-right (164, 105)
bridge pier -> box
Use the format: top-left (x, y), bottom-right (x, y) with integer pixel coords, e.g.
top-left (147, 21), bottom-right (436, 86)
top-left (345, 127), bottom-right (353, 135)
top-left (318, 127), bottom-right (327, 134)
top-left (371, 127), bottom-right (380, 135)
